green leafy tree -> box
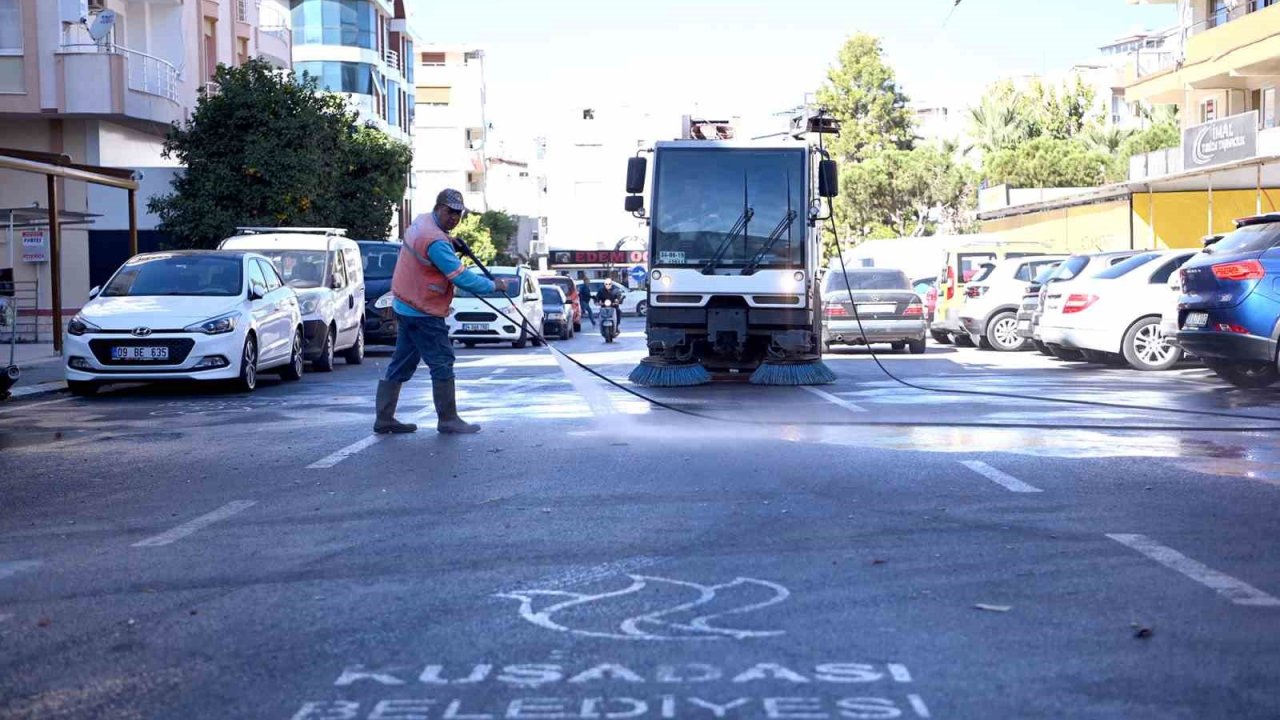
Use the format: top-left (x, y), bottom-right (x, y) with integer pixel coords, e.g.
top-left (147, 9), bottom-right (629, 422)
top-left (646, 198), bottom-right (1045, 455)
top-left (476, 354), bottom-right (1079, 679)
top-left (478, 209), bottom-right (520, 262)
top-left (965, 83), bottom-right (1033, 157)
top-left (453, 214), bottom-right (496, 266)
top-left (1027, 75), bottom-right (1101, 141)
top-left (817, 33), bottom-right (915, 162)
top-left (983, 137), bottom-right (1113, 188)
top-left (150, 58), bottom-right (411, 247)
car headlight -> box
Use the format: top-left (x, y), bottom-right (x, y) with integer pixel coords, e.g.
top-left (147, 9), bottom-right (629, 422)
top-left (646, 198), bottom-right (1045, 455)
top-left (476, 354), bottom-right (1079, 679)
top-left (374, 292), bottom-right (395, 310)
top-left (67, 314), bottom-right (100, 336)
top-left (184, 312), bottom-right (238, 335)
top-left (299, 297), bottom-right (320, 315)
top-left (547, 312), bottom-right (564, 320)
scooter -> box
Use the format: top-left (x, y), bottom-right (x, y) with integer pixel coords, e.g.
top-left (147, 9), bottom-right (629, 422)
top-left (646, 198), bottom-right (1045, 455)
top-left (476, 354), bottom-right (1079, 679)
top-left (599, 300), bottom-right (619, 343)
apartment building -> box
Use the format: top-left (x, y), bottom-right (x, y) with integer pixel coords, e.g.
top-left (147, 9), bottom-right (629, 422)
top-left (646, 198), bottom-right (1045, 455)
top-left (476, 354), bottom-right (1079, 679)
top-left (0, 0), bottom-right (290, 339)
top-left (412, 44), bottom-right (487, 213)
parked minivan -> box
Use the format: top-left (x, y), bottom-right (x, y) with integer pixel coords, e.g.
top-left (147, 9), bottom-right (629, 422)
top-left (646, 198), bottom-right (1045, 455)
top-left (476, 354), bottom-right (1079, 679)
top-left (931, 241), bottom-right (1050, 345)
top-left (448, 265), bottom-right (545, 348)
top-left (220, 228), bottom-right (366, 370)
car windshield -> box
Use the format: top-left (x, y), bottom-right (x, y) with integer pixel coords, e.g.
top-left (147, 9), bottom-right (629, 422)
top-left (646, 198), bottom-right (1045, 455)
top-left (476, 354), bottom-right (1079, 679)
top-left (102, 254), bottom-right (243, 297)
top-left (653, 148), bottom-right (806, 270)
top-left (540, 287), bottom-right (563, 305)
top-left (1032, 264), bottom-right (1059, 283)
top-left (1095, 252), bottom-right (1162, 279)
top-left (460, 272), bottom-right (520, 299)
top-left (360, 243), bottom-right (400, 280)
top-left (1211, 221), bottom-right (1280, 255)
top-left (825, 269), bottom-right (910, 292)
top-left (253, 250), bottom-right (329, 289)
top-left (1051, 255), bottom-right (1090, 281)
top-left (540, 277), bottom-right (574, 297)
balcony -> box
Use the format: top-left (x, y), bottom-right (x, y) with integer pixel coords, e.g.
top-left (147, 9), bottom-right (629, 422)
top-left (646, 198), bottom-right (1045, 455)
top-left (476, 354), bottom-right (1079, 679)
top-left (383, 48), bottom-right (401, 75)
top-left (258, 25), bottom-right (292, 68)
top-left (55, 43), bottom-right (181, 126)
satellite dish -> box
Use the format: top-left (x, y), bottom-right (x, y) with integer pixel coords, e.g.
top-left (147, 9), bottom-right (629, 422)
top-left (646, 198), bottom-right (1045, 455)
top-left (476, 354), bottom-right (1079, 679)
top-left (87, 10), bottom-right (116, 42)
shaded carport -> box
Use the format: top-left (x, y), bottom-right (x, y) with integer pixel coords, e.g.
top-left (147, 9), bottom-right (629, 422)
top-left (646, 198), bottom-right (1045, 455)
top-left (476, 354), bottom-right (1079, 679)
top-left (0, 148), bottom-right (140, 351)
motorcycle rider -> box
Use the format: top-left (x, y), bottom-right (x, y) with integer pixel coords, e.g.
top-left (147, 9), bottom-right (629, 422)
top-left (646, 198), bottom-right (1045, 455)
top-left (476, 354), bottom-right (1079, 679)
top-left (595, 277), bottom-right (625, 335)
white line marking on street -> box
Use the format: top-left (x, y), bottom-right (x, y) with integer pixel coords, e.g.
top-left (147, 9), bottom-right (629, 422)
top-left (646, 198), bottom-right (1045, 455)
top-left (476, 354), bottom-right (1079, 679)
top-left (492, 368), bottom-right (507, 375)
top-left (908, 694), bottom-right (932, 718)
top-left (801, 386), bottom-right (866, 413)
top-left (308, 434), bottom-right (383, 469)
top-left (132, 501), bottom-right (257, 547)
top-left (0, 560), bottom-right (41, 579)
top-left (960, 460), bottom-right (1043, 493)
top-left (1107, 533), bottom-right (1280, 607)
top-left (0, 396), bottom-right (75, 415)
top-left (8, 381), bottom-right (67, 398)
top-left (887, 663), bottom-right (912, 682)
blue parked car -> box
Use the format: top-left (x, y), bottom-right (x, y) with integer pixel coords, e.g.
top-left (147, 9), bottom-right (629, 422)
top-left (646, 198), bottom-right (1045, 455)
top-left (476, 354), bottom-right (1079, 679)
top-left (1175, 213), bottom-right (1280, 388)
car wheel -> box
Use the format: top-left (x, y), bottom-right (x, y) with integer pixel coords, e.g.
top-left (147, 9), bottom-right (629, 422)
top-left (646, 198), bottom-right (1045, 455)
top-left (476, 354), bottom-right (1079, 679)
top-left (930, 330), bottom-right (952, 344)
top-left (1209, 361), bottom-right (1279, 388)
top-left (315, 327), bottom-right (336, 372)
top-left (513, 325), bottom-right (528, 349)
top-left (233, 334), bottom-right (258, 393)
top-left (561, 324), bottom-right (571, 340)
top-left (952, 333), bottom-right (975, 348)
top-left (1033, 339), bottom-right (1052, 356)
top-left (279, 328), bottom-right (304, 381)
top-left (1123, 317), bottom-right (1181, 371)
top-left (891, 341), bottom-right (906, 352)
top-left (67, 380), bottom-right (99, 397)
top-left (908, 338), bottom-right (926, 354)
top-left (636, 300), bottom-right (648, 317)
top-left (985, 311), bottom-right (1026, 352)
top-left (343, 325), bottom-right (365, 365)
top-left (1047, 344), bottom-right (1084, 361)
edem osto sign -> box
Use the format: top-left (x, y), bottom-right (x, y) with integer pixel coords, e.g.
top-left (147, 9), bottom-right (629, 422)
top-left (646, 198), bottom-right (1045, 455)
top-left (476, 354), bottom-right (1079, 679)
top-left (1182, 111), bottom-right (1259, 171)
top-left (290, 574), bottom-right (935, 720)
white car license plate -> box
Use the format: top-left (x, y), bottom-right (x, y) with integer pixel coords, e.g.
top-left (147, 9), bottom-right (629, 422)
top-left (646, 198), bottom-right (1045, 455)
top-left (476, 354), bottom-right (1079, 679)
top-left (461, 323), bottom-right (488, 332)
top-left (1184, 312), bottom-right (1208, 329)
top-left (112, 346), bottom-right (169, 361)
top-left (855, 303), bottom-right (895, 314)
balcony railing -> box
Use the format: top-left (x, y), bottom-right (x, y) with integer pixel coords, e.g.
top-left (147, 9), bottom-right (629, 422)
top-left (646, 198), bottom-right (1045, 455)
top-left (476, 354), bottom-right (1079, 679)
top-left (1187, 0), bottom-right (1275, 38)
top-left (384, 48), bottom-right (401, 73)
top-left (1128, 48), bottom-right (1179, 79)
top-left (57, 43), bottom-right (178, 103)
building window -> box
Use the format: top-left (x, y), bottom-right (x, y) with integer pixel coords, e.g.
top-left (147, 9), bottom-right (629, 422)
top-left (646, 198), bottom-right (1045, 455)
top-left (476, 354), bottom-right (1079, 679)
top-left (1265, 88), bottom-right (1277, 130)
top-left (415, 85), bottom-right (451, 106)
top-left (1200, 98), bottom-right (1217, 123)
top-left (290, 0), bottom-right (377, 50)
top-left (467, 171), bottom-right (483, 193)
top-left (237, 37), bottom-right (250, 66)
top-left (295, 60), bottom-right (376, 94)
top-left (204, 18), bottom-right (218, 82)
top-left (0, 0), bottom-right (24, 93)
top-left (420, 51), bottom-right (446, 66)
top-left (1209, 0), bottom-right (1230, 29)
top-left (387, 79), bottom-right (399, 127)
top-left (404, 40), bottom-right (414, 83)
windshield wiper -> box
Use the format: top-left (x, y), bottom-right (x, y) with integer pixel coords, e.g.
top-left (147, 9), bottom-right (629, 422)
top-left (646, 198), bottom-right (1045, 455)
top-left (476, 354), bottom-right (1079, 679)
top-left (702, 173), bottom-right (753, 275)
top-left (741, 210), bottom-right (798, 276)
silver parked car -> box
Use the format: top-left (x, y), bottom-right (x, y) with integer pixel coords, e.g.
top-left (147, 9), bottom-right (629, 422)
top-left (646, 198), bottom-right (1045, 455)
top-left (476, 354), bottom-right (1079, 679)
top-left (821, 268), bottom-right (927, 353)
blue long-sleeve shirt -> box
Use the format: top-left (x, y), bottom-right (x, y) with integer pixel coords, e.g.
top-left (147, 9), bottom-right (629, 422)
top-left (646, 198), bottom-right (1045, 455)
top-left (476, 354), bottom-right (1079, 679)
top-left (394, 219), bottom-right (495, 317)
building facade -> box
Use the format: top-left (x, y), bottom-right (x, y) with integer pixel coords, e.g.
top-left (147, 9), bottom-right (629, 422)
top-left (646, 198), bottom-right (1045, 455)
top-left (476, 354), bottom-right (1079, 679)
top-left (0, 0), bottom-right (290, 340)
top-left (412, 44), bottom-right (487, 213)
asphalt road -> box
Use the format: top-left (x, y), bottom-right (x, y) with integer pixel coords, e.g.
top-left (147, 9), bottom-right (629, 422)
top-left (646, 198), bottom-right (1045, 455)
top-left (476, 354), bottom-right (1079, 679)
top-left (2, 327), bottom-right (1279, 719)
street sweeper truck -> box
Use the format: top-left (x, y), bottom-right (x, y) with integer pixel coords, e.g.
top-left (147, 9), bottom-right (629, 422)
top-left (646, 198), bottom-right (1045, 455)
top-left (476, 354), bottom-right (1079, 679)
top-left (623, 112), bottom-right (841, 387)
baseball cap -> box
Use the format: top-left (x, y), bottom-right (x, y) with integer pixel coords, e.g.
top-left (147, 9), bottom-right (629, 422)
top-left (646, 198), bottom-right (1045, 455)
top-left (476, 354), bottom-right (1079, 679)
top-left (436, 188), bottom-right (466, 213)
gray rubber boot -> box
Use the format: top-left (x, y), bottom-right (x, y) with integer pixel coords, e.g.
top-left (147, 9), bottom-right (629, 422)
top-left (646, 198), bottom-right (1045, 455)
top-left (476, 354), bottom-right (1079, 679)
top-left (373, 380), bottom-right (418, 434)
top-left (433, 378), bottom-right (480, 434)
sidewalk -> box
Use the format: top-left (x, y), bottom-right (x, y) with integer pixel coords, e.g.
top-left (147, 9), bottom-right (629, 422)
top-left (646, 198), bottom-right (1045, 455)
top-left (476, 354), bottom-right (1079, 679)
top-left (1, 342), bottom-right (65, 399)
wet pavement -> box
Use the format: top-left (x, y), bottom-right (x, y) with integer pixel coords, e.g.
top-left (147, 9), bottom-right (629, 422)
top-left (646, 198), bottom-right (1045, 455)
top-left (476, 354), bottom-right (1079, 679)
top-left (1, 330), bottom-right (1278, 719)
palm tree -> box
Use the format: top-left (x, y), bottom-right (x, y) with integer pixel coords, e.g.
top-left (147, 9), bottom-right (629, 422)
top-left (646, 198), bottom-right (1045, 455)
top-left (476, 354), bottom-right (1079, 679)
top-left (964, 93), bottom-right (1031, 157)
top-left (1082, 125), bottom-right (1136, 155)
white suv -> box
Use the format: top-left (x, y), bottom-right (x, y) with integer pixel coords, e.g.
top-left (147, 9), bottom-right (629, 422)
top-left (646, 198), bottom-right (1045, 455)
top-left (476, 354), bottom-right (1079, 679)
top-left (448, 265), bottom-right (546, 348)
top-left (958, 255), bottom-right (1064, 351)
top-left (220, 228), bottom-right (365, 371)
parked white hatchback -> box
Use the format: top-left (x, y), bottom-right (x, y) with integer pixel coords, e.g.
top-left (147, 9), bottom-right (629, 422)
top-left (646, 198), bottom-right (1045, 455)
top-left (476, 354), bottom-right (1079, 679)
top-left (64, 251), bottom-right (304, 395)
top-left (1038, 249), bottom-right (1196, 371)
top-left (957, 254), bottom-right (1063, 351)
top-left (448, 265), bottom-right (545, 348)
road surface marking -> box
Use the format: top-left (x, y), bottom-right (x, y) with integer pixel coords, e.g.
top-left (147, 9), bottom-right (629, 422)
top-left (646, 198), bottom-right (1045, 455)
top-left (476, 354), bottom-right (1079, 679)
top-left (960, 460), bottom-right (1043, 493)
top-left (308, 434), bottom-right (383, 469)
top-left (0, 560), bottom-right (41, 579)
top-left (801, 386), bottom-right (866, 413)
top-left (908, 694), bottom-right (932, 718)
top-left (8, 381), bottom-right (67, 398)
top-left (1107, 533), bottom-right (1280, 607)
top-left (0, 396), bottom-right (75, 416)
top-left (493, 368), bottom-right (507, 375)
top-left (887, 663), bottom-right (912, 682)
top-left (132, 501), bottom-right (256, 547)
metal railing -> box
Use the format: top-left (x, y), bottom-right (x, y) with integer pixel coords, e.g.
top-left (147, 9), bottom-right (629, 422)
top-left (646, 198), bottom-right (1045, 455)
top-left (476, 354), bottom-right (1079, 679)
top-left (57, 42), bottom-right (178, 102)
top-left (1189, 0), bottom-right (1275, 38)
top-left (384, 48), bottom-right (400, 72)
top-left (1128, 48), bottom-right (1179, 78)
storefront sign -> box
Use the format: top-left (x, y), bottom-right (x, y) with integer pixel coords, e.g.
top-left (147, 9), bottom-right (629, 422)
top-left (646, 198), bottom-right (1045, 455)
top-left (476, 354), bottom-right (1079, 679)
top-left (1183, 111), bottom-right (1258, 170)
top-left (548, 249), bottom-right (648, 268)
top-left (21, 229), bottom-right (48, 263)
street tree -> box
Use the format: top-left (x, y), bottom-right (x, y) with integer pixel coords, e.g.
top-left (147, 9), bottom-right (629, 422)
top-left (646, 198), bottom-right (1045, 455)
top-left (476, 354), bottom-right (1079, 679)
top-left (965, 83), bottom-right (1032, 157)
top-left (983, 137), bottom-right (1113, 188)
top-left (478, 210), bottom-right (520, 263)
top-left (453, 214), bottom-right (497, 266)
top-left (334, 125), bottom-right (413, 240)
top-left (817, 33), bottom-right (915, 162)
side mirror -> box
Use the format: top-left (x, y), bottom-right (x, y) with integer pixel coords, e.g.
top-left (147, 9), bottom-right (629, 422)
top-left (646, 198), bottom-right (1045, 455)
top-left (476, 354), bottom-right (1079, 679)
top-left (330, 276), bottom-right (344, 290)
top-left (249, 284), bottom-right (266, 300)
top-left (819, 159), bottom-right (838, 198)
top-left (624, 195), bottom-right (644, 213)
top-left (626, 157), bottom-right (647, 194)
top-left (88, 286), bottom-right (101, 299)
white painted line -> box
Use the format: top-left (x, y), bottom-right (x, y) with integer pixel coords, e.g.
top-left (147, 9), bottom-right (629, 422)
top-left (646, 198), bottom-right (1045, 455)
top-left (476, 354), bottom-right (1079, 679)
top-left (0, 560), bottom-right (41, 579)
top-left (308, 434), bottom-right (383, 469)
top-left (0, 396), bottom-right (75, 415)
top-left (8, 381), bottom-right (67, 398)
top-left (960, 460), bottom-right (1043, 493)
top-left (908, 694), bottom-right (932, 718)
top-left (801, 386), bottom-right (866, 413)
top-left (132, 501), bottom-right (257, 547)
top-left (887, 663), bottom-right (912, 683)
top-left (1107, 533), bottom-right (1280, 607)
top-left (492, 368), bottom-right (507, 375)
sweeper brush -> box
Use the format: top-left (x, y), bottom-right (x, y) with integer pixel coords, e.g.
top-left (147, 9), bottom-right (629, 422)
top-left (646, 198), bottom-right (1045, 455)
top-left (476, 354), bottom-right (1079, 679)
top-left (749, 357), bottom-right (837, 386)
top-left (628, 358), bottom-right (711, 387)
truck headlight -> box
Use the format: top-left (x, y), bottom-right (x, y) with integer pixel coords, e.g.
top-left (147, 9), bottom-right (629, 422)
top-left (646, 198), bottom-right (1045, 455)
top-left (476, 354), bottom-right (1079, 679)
top-left (374, 292), bottom-right (395, 310)
top-left (184, 312), bottom-right (238, 335)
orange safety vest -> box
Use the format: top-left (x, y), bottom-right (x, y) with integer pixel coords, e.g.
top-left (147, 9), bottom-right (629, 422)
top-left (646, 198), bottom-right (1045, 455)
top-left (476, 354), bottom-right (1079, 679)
top-left (390, 213), bottom-right (466, 318)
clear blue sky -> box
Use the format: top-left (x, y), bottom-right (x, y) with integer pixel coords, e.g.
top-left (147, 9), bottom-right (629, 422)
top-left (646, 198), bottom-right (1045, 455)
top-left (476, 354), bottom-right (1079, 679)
top-left (410, 0), bottom-right (1176, 142)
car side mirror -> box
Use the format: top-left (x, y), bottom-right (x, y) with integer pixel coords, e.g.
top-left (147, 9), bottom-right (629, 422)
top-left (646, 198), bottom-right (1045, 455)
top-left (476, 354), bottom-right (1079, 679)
top-left (330, 276), bottom-right (344, 290)
top-left (624, 195), bottom-right (644, 213)
top-left (626, 156), bottom-right (647, 194)
top-left (525, 293), bottom-right (540, 302)
top-left (249, 284), bottom-right (266, 300)
top-left (819, 159), bottom-right (838, 198)
top-left (88, 285), bottom-right (101, 299)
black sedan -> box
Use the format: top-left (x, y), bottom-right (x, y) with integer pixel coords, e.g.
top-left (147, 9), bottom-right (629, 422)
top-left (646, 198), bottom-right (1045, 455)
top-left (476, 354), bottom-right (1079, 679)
top-left (357, 240), bottom-right (401, 345)
top-left (540, 286), bottom-right (574, 340)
